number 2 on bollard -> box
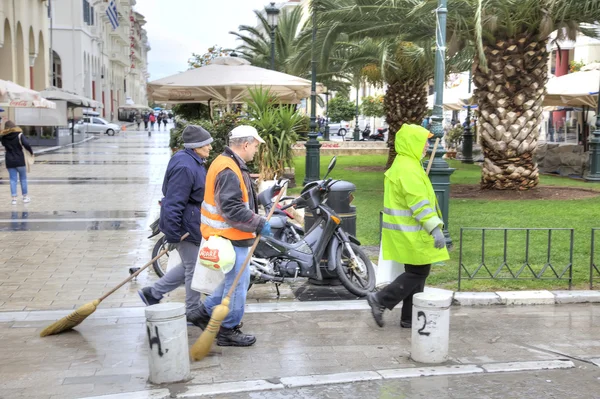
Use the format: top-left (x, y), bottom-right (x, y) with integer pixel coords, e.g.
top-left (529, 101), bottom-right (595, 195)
top-left (417, 311), bottom-right (430, 336)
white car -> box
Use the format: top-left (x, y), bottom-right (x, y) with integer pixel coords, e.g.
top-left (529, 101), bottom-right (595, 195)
top-left (75, 117), bottom-right (120, 136)
top-left (327, 120), bottom-right (350, 136)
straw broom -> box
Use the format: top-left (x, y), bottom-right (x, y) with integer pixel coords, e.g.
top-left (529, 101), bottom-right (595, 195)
top-left (426, 137), bottom-right (440, 176)
top-left (40, 233), bottom-right (190, 337)
top-left (190, 186), bottom-right (286, 361)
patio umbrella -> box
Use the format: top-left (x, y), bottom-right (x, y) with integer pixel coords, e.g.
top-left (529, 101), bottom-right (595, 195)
top-left (148, 56), bottom-right (325, 105)
top-left (40, 87), bottom-right (102, 108)
top-left (0, 80), bottom-right (56, 109)
top-left (544, 63), bottom-right (600, 108)
top-left (427, 73), bottom-right (474, 111)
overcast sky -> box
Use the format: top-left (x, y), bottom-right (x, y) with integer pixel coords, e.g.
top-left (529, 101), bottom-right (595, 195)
top-left (134, 0), bottom-right (270, 81)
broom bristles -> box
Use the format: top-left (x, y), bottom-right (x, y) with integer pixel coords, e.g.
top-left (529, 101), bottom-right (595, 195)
top-left (190, 299), bottom-right (230, 361)
top-left (39, 300), bottom-right (100, 337)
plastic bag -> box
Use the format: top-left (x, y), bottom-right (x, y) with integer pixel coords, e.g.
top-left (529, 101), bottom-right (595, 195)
top-left (198, 235), bottom-right (236, 274)
top-left (191, 256), bottom-right (224, 295)
top-left (375, 242), bottom-right (405, 289)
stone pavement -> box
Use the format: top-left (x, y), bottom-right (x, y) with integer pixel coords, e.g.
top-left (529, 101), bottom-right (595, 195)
top-left (1, 303), bottom-right (600, 398)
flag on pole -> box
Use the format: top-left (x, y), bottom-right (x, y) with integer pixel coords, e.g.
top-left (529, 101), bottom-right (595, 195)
top-left (106, 0), bottom-right (119, 30)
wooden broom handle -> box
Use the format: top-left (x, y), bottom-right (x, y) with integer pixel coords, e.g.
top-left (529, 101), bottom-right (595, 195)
top-left (225, 185), bottom-right (287, 299)
top-left (426, 138), bottom-right (440, 176)
top-left (99, 232), bottom-right (190, 301)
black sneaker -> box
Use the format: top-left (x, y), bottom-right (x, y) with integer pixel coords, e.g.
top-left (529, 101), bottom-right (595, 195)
top-left (400, 320), bottom-right (412, 329)
top-left (138, 287), bottom-right (160, 306)
top-left (187, 305), bottom-right (211, 330)
top-left (217, 326), bottom-right (256, 347)
top-left (367, 293), bottom-right (385, 328)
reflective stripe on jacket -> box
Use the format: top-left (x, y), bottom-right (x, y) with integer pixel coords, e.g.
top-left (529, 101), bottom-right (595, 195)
top-left (201, 155), bottom-right (255, 241)
top-left (382, 124), bottom-right (450, 265)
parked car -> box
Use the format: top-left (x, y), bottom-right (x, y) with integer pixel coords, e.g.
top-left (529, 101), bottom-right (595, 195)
top-left (75, 117), bottom-right (120, 136)
top-left (327, 120), bottom-right (350, 136)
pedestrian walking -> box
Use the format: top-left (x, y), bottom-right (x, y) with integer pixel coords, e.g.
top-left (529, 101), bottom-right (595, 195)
top-left (138, 125), bottom-right (214, 326)
top-left (149, 112), bottom-right (156, 130)
top-left (143, 112), bottom-right (149, 130)
top-left (1, 120), bottom-right (33, 205)
top-left (193, 125), bottom-right (271, 347)
top-left (162, 112), bottom-right (168, 130)
top-left (156, 112), bottom-right (163, 131)
top-left (135, 111), bottom-right (142, 130)
top-left (367, 124), bottom-right (449, 329)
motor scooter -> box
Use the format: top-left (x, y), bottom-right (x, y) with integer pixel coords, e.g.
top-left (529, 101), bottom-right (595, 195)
top-left (250, 157), bottom-right (376, 297)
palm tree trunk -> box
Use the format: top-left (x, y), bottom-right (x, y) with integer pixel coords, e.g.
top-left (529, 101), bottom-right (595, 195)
top-left (474, 35), bottom-right (549, 190)
top-left (384, 81), bottom-right (428, 168)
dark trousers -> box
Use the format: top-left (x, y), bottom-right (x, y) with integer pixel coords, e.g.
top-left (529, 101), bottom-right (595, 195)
top-left (376, 264), bottom-right (431, 322)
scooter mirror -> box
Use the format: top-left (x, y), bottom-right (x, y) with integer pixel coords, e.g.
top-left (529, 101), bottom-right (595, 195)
top-left (322, 156), bottom-right (337, 181)
top-left (327, 156), bottom-right (337, 172)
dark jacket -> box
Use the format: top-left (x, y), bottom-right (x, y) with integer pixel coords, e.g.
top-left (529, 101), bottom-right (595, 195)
top-left (1, 128), bottom-right (33, 169)
top-left (214, 147), bottom-right (265, 247)
top-left (159, 149), bottom-right (207, 245)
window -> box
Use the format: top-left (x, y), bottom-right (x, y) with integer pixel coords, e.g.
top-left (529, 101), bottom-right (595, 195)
top-left (93, 118), bottom-right (105, 125)
top-left (52, 51), bottom-right (62, 88)
top-left (83, 1), bottom-right (94, 25)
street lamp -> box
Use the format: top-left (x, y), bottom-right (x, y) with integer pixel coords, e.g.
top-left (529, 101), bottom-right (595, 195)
top-left (585, 77), bottom-right (600, 181)
top-left (353, 84), bottom-right (360, 141)
top-left (323, 91), bottom-right (330, 141)
top-left (265, 2), bottom-right (280, 71)
top-left (303, 0), bottom-right (321, 184)
top-left (427, 0), bottom-right (455, 246)
top-left (461, 68), bottom-right (474, 164)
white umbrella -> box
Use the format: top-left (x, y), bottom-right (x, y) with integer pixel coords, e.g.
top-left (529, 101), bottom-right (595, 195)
top-left (544, 63), bottom-right (600, 108)
top-left (148, 56), bottom-right (325, 105)
top-left (0, 80), bottom-right (56, 109)
top-left (40, 87), bottom-right (103, 108)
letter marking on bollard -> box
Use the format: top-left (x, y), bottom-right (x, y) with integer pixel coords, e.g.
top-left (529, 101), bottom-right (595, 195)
top-left (147, 326), bottom-right (168, 357)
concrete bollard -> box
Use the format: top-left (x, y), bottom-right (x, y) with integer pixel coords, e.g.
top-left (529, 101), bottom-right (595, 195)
top-left (410, 291), bottom-right (452, 364)
top-left (145, 303), bottom-right (190, 384)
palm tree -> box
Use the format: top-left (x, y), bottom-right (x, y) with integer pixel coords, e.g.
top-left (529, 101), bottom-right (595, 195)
top-left (317, 0), bottom-right (471, 167)
top-left (322, 0), bottom-right (600, 189)
top-left (229, 6), bottom-right (304, 73)
top-left (356, 40), bottom-right (436, 167)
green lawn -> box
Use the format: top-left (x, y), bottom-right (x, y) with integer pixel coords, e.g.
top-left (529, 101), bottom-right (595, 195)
top-left (293, 155), bottom-right (600, 291)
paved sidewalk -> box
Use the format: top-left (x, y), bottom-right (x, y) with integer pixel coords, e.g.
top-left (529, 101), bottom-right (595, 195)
top-left (0, 302), bottom-right (599, 398)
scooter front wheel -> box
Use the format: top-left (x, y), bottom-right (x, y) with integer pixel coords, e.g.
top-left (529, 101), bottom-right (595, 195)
top-left (335, 242), bottom-right (376, 297)
top-left (152, 236), bottom-right (169, 277)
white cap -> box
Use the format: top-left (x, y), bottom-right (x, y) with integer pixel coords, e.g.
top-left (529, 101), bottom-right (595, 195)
top-left (229, 125), bottom-right (265, 144)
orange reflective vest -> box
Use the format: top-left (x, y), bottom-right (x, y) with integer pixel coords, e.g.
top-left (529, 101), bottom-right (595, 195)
top-left (201, 155), bottom-right (255, 241)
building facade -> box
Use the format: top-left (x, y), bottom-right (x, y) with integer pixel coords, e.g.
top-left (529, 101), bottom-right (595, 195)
top-left (51, 0), bottom-right (150, 120)
top-left (0, 0), bottom-right (50, 90)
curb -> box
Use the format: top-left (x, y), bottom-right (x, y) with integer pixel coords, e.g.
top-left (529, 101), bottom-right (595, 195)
top-left (80, 359), bottom-right (576, 399)
top-left (452, 289), bottom-right (600, 306)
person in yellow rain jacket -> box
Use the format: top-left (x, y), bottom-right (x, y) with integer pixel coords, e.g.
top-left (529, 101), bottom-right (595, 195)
top-left (367, 124), bottom-right (449, 328)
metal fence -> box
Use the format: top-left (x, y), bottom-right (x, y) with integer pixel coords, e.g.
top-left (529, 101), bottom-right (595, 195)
top-left (591, 229), bottom-right (600, 289)
top-left (458, 228), bottom-right (574, 291)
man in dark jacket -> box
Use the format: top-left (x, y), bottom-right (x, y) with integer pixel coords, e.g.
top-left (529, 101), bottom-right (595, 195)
top-left (193, 125), bottom-right (271, 347)
top-left (1, 120), bottom-right (33, 205)
top-left (138, 125), bottom-right (213, 326)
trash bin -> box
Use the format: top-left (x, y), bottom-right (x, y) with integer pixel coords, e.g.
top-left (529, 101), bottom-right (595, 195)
top-left (304, 180), bottom-right (357, 236)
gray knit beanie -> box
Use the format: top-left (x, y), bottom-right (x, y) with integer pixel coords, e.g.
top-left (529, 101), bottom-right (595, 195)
top-left (183, 125), bottom-right (213, 149)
